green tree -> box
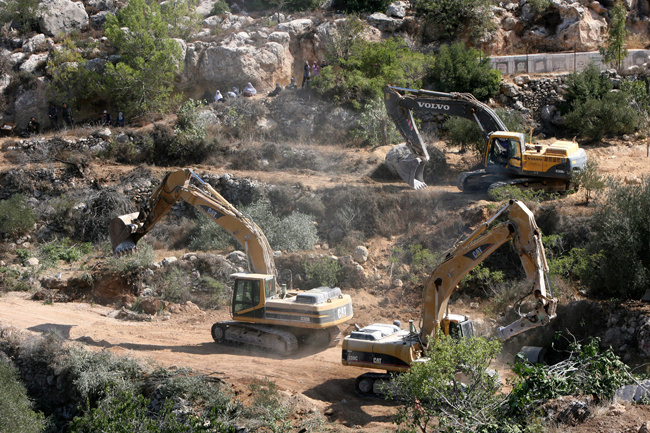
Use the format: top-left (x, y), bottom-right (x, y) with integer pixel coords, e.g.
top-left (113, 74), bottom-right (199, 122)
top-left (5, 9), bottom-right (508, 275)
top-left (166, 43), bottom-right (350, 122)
top-left (572, 159), bottom-right (605, 204)
top-left (563, 90), bottom-right (640, 141)
top-left (414, 0), bottom-right (497, 43)
top-left (561, 62), bottom-right (612, 111)
top-left (599, 0), bottom-right (628, 69)
top-left (583, 180), bottom-right (650, 299)
top-left (312, 37), bottom-right (427, 109)
top-left (0, 361), bottom-right (45, 433)
top-left (389, 334), bottom-right (503, 433)
top-left (103, 0), bottom-right (183, 116)
top-left (46, 38), bottom-right (101, 106)
top-left (0, 0), bottom-right (40, 32)
top-left (320, 16), bottom-right (365, 65)
top-left (0, 194), bottom-right (36, 237)
top-left (350, 98), bottom-right (402, 146)
top-left (424, 43), bottom-right (501, 100)
top-left (160, 0), bottom-right (202, 40)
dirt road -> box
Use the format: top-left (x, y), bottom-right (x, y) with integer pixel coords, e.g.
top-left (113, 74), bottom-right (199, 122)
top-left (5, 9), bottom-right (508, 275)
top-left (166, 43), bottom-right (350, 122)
top-left (0, 291), bottom-right (398, 432)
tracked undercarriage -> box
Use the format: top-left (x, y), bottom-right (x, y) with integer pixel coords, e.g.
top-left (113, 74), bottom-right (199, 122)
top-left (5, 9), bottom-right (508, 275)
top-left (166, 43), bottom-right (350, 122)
top-left (211, 321), bottom-right (341, 355)
top-left (457, 169), bottom-right (573, 194)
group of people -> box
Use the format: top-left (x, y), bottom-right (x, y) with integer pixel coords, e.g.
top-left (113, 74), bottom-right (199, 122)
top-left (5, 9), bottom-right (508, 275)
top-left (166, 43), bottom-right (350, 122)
top-left (24, 103), bottom-right (126, 136)
top-left (99, 110), bottom-right (125, 127)
top-left (302, 60), bottom-right (324, 88)
top-left (214, 82), bottom-right (259, 103)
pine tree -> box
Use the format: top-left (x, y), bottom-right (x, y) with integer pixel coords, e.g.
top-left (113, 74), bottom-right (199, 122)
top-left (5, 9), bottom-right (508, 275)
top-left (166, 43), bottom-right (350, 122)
top-left (600, 0), bottom-right (628, 69)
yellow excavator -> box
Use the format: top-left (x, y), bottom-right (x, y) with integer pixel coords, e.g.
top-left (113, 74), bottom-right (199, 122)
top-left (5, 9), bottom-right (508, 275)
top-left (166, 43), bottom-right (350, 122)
top-left (342, 199), bottom-right (557, 396)
top-left (384, 85), bottom-right (587, 192)
top-left (109, 168), bottom-right (353, 355)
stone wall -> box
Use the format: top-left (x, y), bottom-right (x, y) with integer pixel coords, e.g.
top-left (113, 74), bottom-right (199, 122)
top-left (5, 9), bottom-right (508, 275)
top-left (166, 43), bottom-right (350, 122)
top-left (490, 49), bottom-right (650, 75)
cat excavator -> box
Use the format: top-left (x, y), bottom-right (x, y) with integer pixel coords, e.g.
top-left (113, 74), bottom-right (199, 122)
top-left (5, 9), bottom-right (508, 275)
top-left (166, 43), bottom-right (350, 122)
top-left (342, 199), bottom-right (557, 397)
top-left (109, 168), bottom-right (353, 355)
top-left (384, 85), bottom-right (587, 192)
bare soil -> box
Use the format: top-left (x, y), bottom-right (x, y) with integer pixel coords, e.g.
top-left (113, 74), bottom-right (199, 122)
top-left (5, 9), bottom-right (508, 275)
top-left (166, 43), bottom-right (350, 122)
top-left (1, 134), bottom-right (650, 432)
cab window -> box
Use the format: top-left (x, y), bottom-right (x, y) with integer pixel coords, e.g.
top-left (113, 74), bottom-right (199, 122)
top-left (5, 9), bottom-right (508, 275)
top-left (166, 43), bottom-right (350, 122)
top-left (264, 278), bottom-right (274, 299)
top-left (233, 279), bottom-right (260, 312)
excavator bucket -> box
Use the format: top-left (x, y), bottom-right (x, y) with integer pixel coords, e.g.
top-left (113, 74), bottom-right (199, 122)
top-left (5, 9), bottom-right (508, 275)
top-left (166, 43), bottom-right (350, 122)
top-left (397, 155), bottom-right (427, 190)
top-left (109, 212), bottom-right (141, 256)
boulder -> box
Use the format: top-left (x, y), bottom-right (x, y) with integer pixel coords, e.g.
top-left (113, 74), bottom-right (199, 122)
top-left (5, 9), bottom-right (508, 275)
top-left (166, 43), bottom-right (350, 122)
top-left (276, 18), bottom-right (313, 35)
top-left (181, 35), bottom-right (293, 94)
top-left (353, 246), bottom-right (369, 264)
top-left (22, 34), bottom-right (47, 53)
top-left (39, 0), bottom-right (89, 37)
top-left (367, 13), bottom-right (403, 32)
top-left (13, 77), bottom-right (48, 130)
top-left (19, 53), bottom-right (48, 74)
top-left (387, 1), bottom-right (408, 18)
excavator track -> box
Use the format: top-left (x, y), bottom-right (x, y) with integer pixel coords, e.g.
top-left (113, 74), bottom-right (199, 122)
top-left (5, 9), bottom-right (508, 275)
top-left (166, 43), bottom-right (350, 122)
top-left (355, 372), bottom-right (394, 398)
top-left (211, 321), bottom-right (299, 356)
top-left (487, 177), bottom-right (572, 194)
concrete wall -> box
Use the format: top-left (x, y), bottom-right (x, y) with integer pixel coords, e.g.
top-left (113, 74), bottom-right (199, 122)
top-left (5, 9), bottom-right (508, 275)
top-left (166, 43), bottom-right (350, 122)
top-left (489, 49), bottom-right (650, 75)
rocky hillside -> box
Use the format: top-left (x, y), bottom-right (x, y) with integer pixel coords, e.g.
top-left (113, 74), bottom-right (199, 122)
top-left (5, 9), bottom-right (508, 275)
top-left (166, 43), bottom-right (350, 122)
top-left (2, 0), bottom-right (650, 131)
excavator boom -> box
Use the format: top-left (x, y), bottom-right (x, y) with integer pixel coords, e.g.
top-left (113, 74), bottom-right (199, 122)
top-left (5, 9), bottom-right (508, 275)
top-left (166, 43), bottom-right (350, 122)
top-left (384, 85), bottom-right (507, 189)
top-left (109, 168), bottom-right (276, 277)
top-left (342, 200), bottom-right (557, 395)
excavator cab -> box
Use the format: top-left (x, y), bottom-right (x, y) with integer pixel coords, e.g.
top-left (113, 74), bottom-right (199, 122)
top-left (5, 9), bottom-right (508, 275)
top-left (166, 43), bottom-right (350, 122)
top-left (485, 132), bottom-right (524, 171)
top-left (231, 273), bottom-right (274, 318)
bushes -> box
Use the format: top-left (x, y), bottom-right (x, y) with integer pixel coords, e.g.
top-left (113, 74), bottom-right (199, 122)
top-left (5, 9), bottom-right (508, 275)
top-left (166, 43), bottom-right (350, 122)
top-left (105, 242), bottom-right (155, 274)
top-left (582, 180), bottom-right (650, 299)
top-left (0, 194), bottom-right (36, 237)
top-left (337, 0), bottom-right (392, 13)
top-left (312, 36), bottom-right (427, 109)
top-left (424, 42), bottom-right (500, 100)
top-left (303, 256), bottom-right (342, 287)
top-left (0, 361), bottom-right (45, 433)
top-left (563, 91), bottom-right (640, 141)
top-left (40, 238), bottom-right (93, 267)
top-left (414, 0), bottom-right (497, 43)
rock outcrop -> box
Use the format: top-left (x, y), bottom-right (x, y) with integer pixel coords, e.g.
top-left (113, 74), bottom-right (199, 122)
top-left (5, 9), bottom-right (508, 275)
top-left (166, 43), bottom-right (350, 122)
top-left (39, 0), bottom-right (89, 37)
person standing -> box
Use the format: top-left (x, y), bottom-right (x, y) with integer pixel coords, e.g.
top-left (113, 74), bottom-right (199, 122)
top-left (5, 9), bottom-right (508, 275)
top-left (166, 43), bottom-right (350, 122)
top-left (47, 103), bottom-right (58, 130)
top-left (115, 112), bottom-right (125, 127)
top-left (61, 102), bottom-right (74, 127)
top-left (302, 60), bottom-right (311, 88)
top-left (311, 60), bottom-right (320, 77)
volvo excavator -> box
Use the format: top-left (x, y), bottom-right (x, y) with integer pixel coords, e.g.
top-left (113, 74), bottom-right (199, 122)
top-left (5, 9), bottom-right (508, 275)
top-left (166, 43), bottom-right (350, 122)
top-left (384, 85), bottom-right (587, 192)
top-left (109, 168), bottom-right (353, 355)
top-left (342, 199), bottom-right (557, 397)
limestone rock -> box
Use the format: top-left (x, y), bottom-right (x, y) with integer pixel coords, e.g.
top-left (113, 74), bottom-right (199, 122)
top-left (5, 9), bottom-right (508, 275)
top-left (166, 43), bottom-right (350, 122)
top-left (39, 0), bottom-right (89, 37)
top-left (353, 246), bottom-right (369, 264)
top-left (387, 1), bottom-right (408, 18)
top-left (367, 13), bottom-right (402, 32)
top-left (22, 34), bottom-right (47, 53)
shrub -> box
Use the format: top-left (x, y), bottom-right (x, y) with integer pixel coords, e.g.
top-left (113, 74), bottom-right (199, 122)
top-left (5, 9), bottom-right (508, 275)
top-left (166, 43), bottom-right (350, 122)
top-left (424, 42), bottom-right (501, 100)
top-left (414, 0), bottom-right (497, 43)
top-left (583, 180), bottom-right (650, 298)
top-left (243, 201), bottom-right (318, 252)
top-left (0, 361), bottom-right (45, 433)
top-left (312, 37), bottom-right (427, 109)
top-left (487, 185), bottom-right (551, 203)
top-left (189, 213), bottom-right (236, 251)
top-left (0, 0), bottom-right (40, 32)
top-left (157, 266), bottom-right (192, 303)
top-left (389, 333), bottom-right (504, 433)
top-left (105, 242), bottom-right (155, 274)
top-left (303, 256), bottom-right (342, 287)
top-left (0, 194), bottom-right (36, 237)
top-left (77, 189), bottom-right (135, 243)
top-left (0, 267), bottom-right (31, 292)
top-left (508, 337), bottom-right (632, 418)
top-left (563, 91), bottom-right (640, 141)
top-left (349, 98), bottom-right (401, 146)
top-left (210, 0), bottom-right (230, 14)
top-left (572, 159), bottom-right (606, 203)
top-left (40, 238), bottom-right (93, 267)
top-left (561, 62), bottom-right (612, 112)
top-left (460, 262), bottom-right (505, 294)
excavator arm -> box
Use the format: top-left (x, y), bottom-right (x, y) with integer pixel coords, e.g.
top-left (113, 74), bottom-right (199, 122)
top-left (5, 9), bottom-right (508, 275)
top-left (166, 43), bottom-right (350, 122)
top-left (109, 168), bottom-right (276, 278)
top-left (384, 85), bottom-right (507, 189)
top-left (419, 199), bottom-right (556, 347)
